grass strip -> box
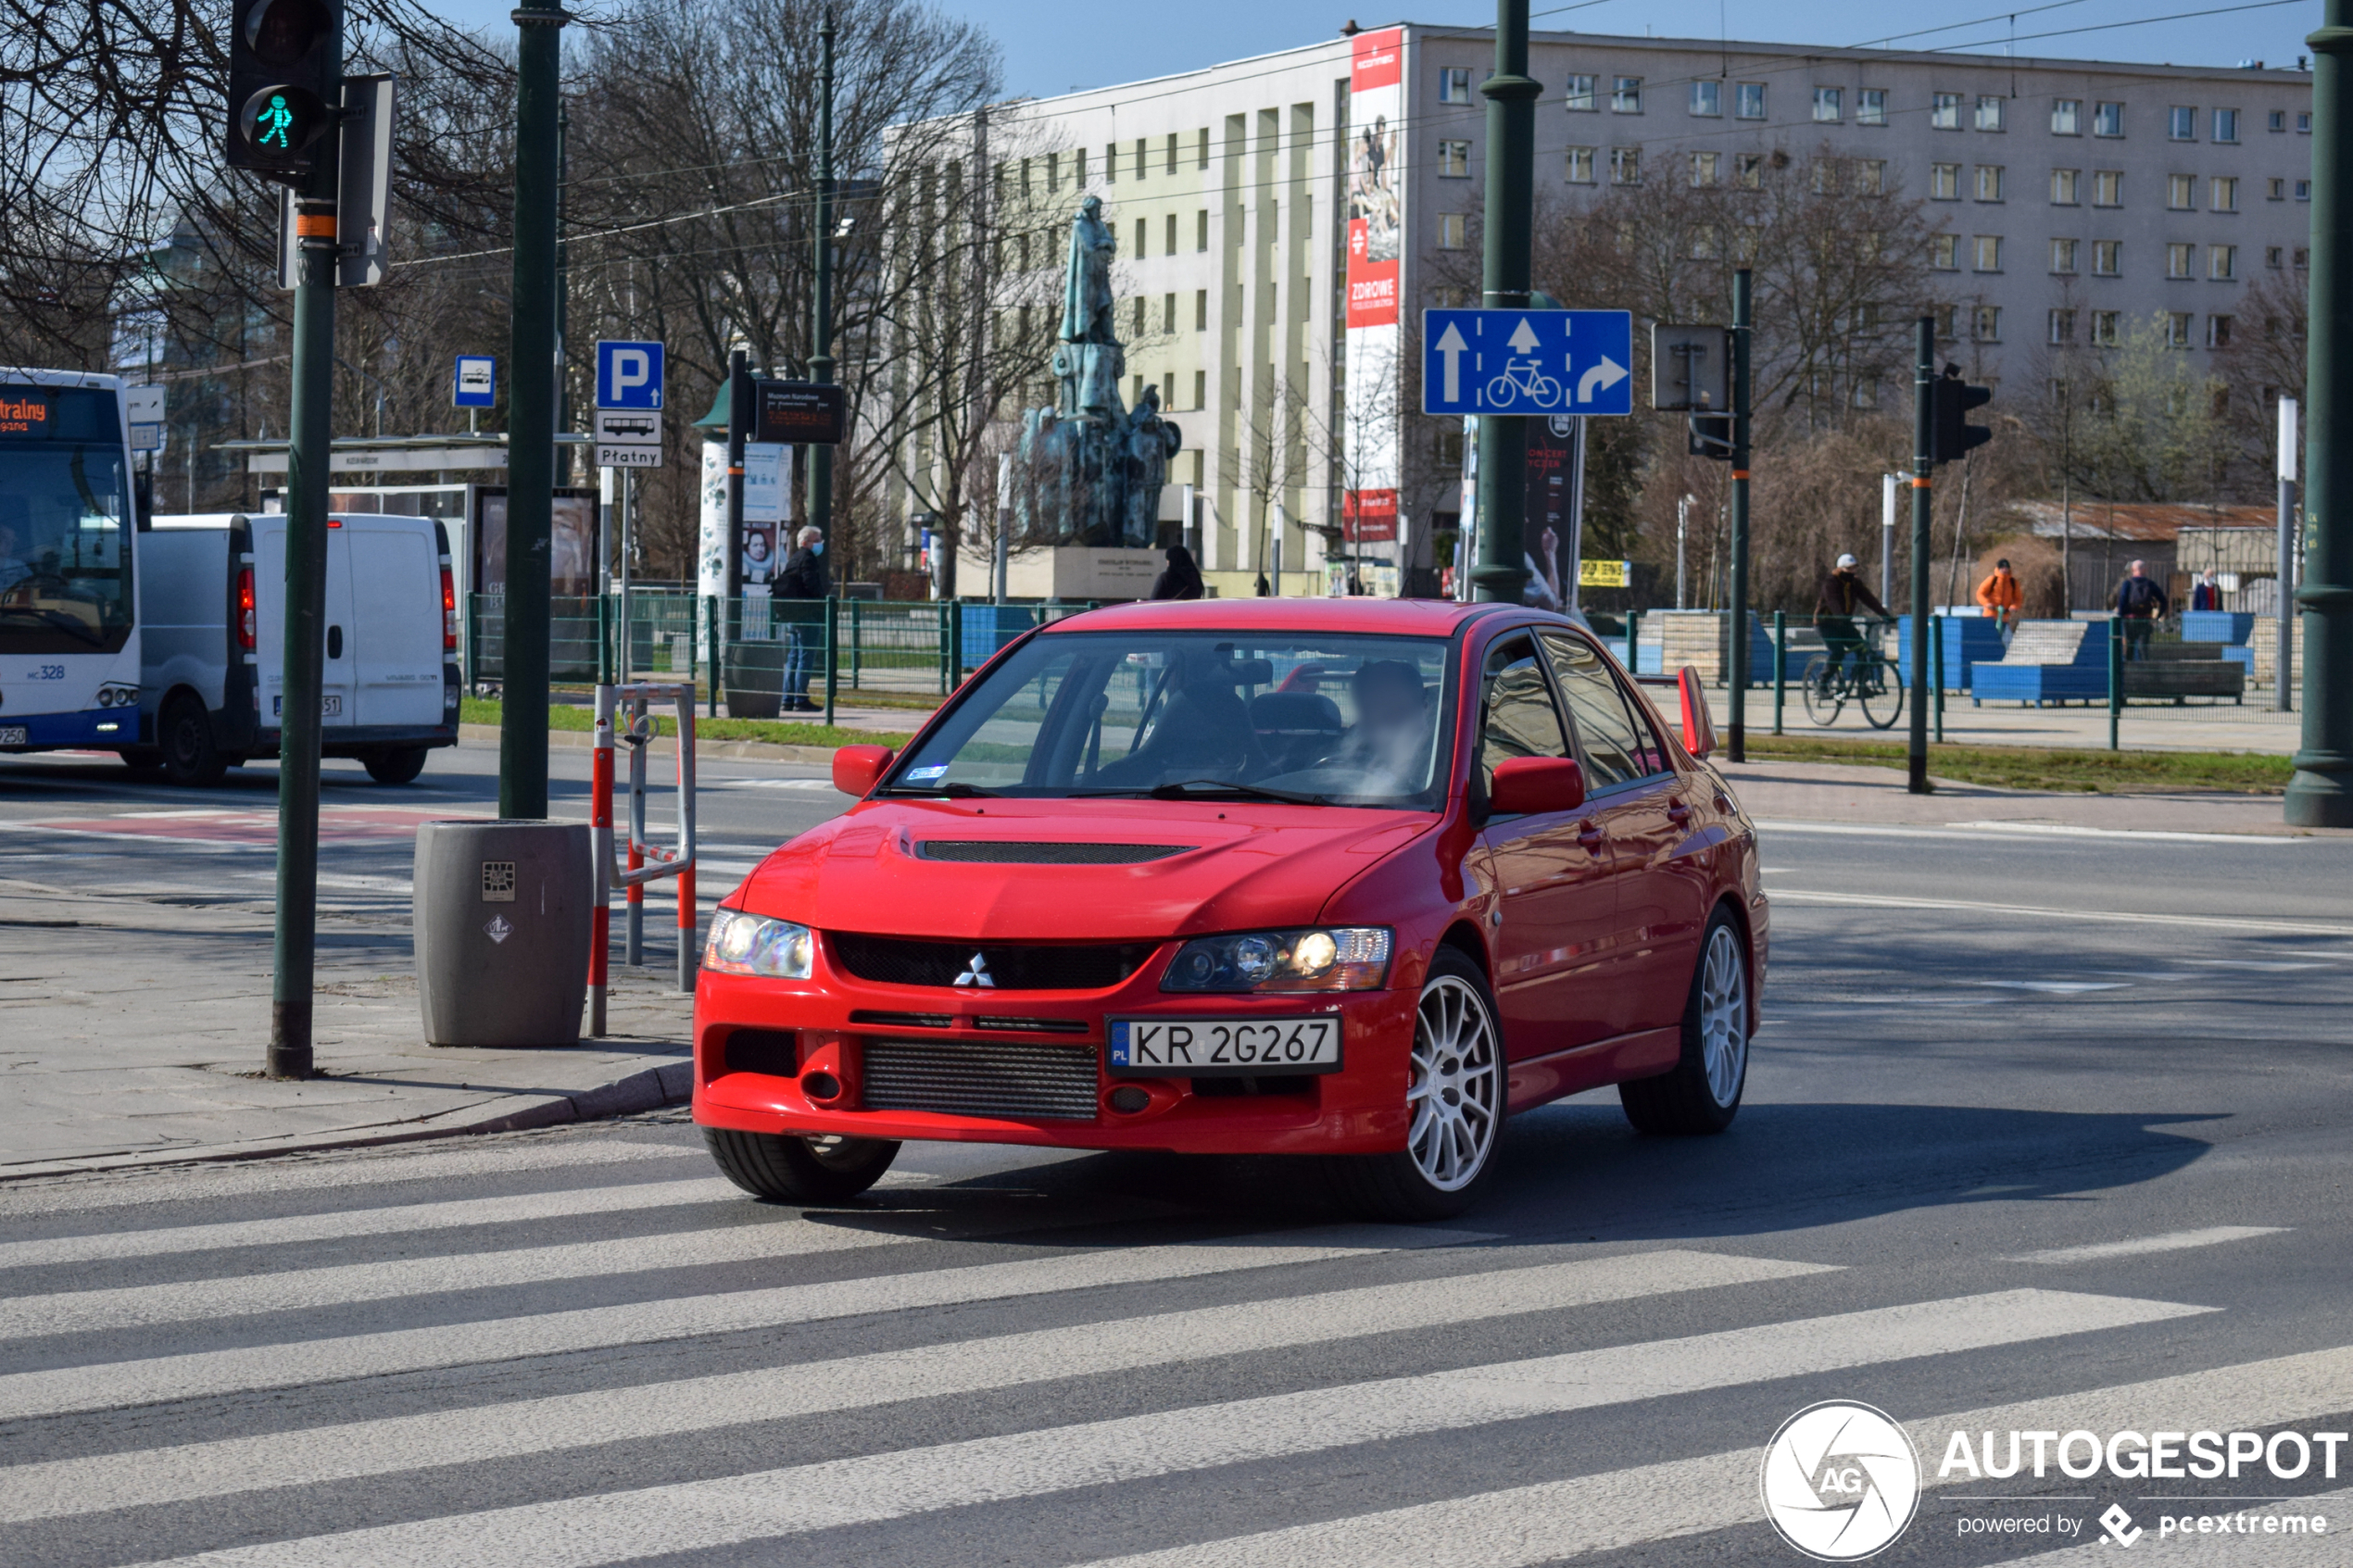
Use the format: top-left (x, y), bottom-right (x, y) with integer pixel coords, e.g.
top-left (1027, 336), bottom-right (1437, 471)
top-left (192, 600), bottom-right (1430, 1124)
top-left (1740, 734), bottom-right (2292, 795)
top-left (460, 697), bottom-right (912, 751)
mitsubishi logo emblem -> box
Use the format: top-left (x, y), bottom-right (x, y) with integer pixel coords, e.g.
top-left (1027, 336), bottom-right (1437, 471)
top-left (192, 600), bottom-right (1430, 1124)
top-left (951, 952), bottom-right (995, 988)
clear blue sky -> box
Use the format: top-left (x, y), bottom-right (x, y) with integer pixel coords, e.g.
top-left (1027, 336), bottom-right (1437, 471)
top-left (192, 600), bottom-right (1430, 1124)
top-left (422, 0), bottom-right (2322, 98)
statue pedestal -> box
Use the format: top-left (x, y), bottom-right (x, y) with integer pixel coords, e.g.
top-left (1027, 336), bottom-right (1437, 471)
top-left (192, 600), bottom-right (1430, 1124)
top-left (958, 544), bottom-right (1163, 602)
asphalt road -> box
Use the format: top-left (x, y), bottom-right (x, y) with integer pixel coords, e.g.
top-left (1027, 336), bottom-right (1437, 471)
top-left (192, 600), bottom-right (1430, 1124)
top-left (4, 746), bottom-right (2353, 1564)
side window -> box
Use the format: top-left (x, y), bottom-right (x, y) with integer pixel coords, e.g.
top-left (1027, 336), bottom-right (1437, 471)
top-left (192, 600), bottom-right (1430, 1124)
top-left (1478, 633), bottom-right (1567, 793)
top-left (1541, 633), bottom-right (1665, 788)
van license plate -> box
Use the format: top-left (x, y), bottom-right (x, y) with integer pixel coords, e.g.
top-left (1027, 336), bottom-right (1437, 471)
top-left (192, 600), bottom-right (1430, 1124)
top-left (0, 726), bottom-right (25, 746)
top-left (1108, 1017), bottom-right (1340, 1076)
top-left (321, 695), bottom-right (342, 717)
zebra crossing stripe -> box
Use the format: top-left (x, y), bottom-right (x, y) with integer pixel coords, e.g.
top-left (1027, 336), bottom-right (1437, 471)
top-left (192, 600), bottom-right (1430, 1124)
top-left (1062, 1339), bottom-right (2353, 1566)
top-left (2007, 1226), bottom-right (2289, 1265)
top-left (0, 1248), bottom-right (1831, 1524)
top-left (0, 1224), bottom-right (1471, 1422)
top-left (107, 1288), bottom-right (2208, 1568)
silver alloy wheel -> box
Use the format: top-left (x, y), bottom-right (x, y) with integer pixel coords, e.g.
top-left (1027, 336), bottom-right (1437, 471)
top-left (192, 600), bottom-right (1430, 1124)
top-left (1698, 922), bottom-right (1749, 1107)
top-left (1406, 973), bottom-right (1501, 1191)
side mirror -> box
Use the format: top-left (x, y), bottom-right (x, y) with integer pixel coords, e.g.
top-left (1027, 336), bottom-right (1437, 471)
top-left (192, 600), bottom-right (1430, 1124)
top-left (832, 744), bottom-right (895, 797)
top-left (1489, 755), bottom-right (1586, 817)
top-left (1677, 668), bottom-right (1718, 759)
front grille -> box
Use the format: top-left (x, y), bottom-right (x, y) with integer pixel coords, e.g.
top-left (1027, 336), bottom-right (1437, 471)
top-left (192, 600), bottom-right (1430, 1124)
top-left (862, 1039), bottom-right (1101, 1121)
top-left (848, 1010), bottom-right (1089, 1035)
top-left (916, 841), bottom-right (1195, 865)
top-left (827, 934), bottom-right (1156, 990)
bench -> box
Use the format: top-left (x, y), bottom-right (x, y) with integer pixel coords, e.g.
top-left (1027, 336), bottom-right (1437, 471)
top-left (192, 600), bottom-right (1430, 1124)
top-left (1969, 621), bottom-right (2109, 706)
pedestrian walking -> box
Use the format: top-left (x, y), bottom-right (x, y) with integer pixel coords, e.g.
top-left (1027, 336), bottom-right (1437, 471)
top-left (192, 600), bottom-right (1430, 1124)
top-left (1150, 544), bottom-right (1204, 601)
top-left (775, 525), bottom-right (827, 713)
top-left (1975, 558), bottom-right (2023, 641)
top-left (2115, 558), bottom-right (2167, 661)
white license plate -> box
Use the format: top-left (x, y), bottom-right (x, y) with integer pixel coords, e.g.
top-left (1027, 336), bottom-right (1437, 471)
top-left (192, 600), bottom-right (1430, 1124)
top-left (321, 694), bottom-right (342, 717)
top-left (1108, 1016), bottom-right (1340, 1076)
top-left (0, 726), bottom-right (25, 746)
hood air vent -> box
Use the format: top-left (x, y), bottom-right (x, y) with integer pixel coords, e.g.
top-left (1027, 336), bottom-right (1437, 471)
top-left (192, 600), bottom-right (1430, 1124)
top-left (916, 841), bottom-right (1194, 865)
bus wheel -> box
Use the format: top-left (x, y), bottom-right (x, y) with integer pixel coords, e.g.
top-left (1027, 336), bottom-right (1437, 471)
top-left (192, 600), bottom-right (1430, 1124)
top-left (158, 696), bottom-right (227, 788)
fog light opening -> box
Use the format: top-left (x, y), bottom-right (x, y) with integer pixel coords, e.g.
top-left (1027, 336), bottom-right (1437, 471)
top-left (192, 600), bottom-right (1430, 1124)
top-left (800, 1071), bottom-right (843, 1102)
top-left (1107, 1085), bottom-right (1151, 1114)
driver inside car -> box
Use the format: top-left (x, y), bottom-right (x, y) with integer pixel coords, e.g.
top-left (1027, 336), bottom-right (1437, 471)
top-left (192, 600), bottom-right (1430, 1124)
top-left (1315, 659), bottom-right (1433, 791)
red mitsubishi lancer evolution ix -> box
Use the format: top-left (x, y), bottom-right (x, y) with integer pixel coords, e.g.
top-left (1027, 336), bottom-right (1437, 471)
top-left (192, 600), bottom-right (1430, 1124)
top-left (693, 598), bottom-right (1764, 1221)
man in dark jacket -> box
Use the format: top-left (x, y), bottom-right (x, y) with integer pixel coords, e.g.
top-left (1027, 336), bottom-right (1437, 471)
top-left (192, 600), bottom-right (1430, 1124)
top-left (2116, 559), bottom-right (2167, 661)
top-left (1815, 552), bottom-right (1890, 692)
top-left (774, 527), bottom-right (827, 712)
top-left (1150, 544), bottom-right (1203, 600)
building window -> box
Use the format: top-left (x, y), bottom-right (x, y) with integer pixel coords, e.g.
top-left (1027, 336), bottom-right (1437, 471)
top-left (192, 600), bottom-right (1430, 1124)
top-left (1932, 93), bottom-right (1962, 130)
top-left (1859, 88), bottom-right (1887, 125)
top-left (1976, 94), bottom-right (2006, 132)
top-left (1856, 158), bottom-right (1885, 194)
top-left (2215, 107), bottom-right (2241, 143)
top-left (2208, 314), bottom-right (2233, 347)
top-left (1735, 153), bottom-right (1764, 188)
top-left (1810, 159), bottom-right (1836, 194)
top-left (1565, 73), bottom-right (1597, 111)
top-left (1198, 128), bottom-right (1211, 168)
top-left (1690, 151), bottom-right (1719, 187)
top-left (2052, 99), bottom-right (2082, 134)
top-left (2211, 244), bottom-right (2237, 280)
top-left (2091, 309), bottom-right (2120, 345)
top-left (1438, 213), bottom-right (1466, 249)
top-left (2296, 246), bottom-right (2310, 269)
top-left (2267, 245), bottom-right (2284, 269)
top-left (1193, 370), bottom-right (1205, 408)
top-left (1440, 67), bottom-right (1474, 104)
top-left (1689, 80), bottom-right (1720, 117)
top-left (1976, 164), bottom-right (2006, 201)
top-left (2269, 177), bottom-right (2286, 200)
top-left (1075, 149), bottom-right (1086, 185)
top-left (2271, 109), bottom-right (2287, 132)
top-left (2167, 173), bottom-right (2196, 210)
top-left (2094, 101), bottom-right (2125, 137)
top-left (2093, 239), bottom-right (2122, 276)
top-left (1438, 139), bottom-right (1470, 178)
top-left (2211, 176), bottom-right (2238, 211)
top-left (1197, 209), bottom-right (1209, 251)
top-left (1935, 304), bottom-right (1959, 340)
top-left (1194, 289), bottom-right (1207, 331)
top-left (1134, 218), bottom-right (1148, 256)
top-left (1931, 162), bottom-right (1960, 200)
top-left (1975, 234), bottom-right (2002, 271)
top-left (2052, 168), bottom-right (2081, 204)
top-left (1974, 305), bottom-right (2002, 341)
top-left (1611, 145), bottom-right (1642, 183)
top-left (2168, 311), bottom-right (2194, 347)
top-left (1106, 142), bottom-right (1119, 183)
top-left (1736, 82), bottom-right (1767, 119)
top-left (2169, 106), bottom-right (2196, 141)
top-left (1130, 298), bottom-right (1144, 337)
top-left (1162, 292), bottom-right (1176, 332)
top-left (2296, 178), bottom-right (2313, 201)
top-left (1613, 76), bottom-right (1642, 113)
top-left (1691, 223), bottom-right (1722, 260)
top-left (2168, 242), bottom-right (2195, 279)
top-left (2093, 169), bottom-right (2123, 206)
top-left (2299, 110), bottom-right (2313, 132)
top-left (1814, 86), bottom-right (1842, 122)
top-left (2049, 307), bottom-right (2077, 344)
top-left (1852, 377), bottom-right (1880, 409)
top-left (1565, 146), bottom-right (1596, 183)
top-left (1165, 213), bottom-right (1177, 253)
top-left (2051, 237), bottom-right (2080, 273)
top-left (1931, 233), bottom-right (1959, 270)
top-left (1430, 287), bottom-right (1469, 307)
top-left (1165, 132), bottom-right (1177, 174)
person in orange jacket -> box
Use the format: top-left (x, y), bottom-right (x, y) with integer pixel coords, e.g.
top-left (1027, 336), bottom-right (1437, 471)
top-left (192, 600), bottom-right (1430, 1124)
top-left (1975, 558), bottom-right (2024, 636)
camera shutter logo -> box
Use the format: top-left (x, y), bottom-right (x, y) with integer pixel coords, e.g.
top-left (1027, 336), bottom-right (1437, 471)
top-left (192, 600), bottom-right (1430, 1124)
top-left (1760, 1400), bottom-right (1920, 1561)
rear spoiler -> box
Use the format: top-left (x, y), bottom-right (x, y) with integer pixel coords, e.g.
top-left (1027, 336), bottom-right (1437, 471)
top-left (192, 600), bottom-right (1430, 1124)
top-left (1633, 668), bottom-right (1718, 760)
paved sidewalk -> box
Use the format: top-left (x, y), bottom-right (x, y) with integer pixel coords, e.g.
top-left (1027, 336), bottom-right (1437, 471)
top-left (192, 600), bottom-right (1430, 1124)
top-left (0, 872), bottom-right (695, 1180)
top-left (1714, 756), bottom-right (2331, 835)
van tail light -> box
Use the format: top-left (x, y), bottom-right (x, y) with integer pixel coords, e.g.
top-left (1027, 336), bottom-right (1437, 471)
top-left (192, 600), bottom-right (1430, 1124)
top-left (441, 566), bottom-right (458, 652)
top-left (236, 567), bottom-right (257, 651)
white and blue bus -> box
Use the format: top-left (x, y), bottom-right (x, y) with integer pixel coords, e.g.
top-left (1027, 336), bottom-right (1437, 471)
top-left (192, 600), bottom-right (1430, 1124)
top-left (0, 370), bottom-right (142, 756)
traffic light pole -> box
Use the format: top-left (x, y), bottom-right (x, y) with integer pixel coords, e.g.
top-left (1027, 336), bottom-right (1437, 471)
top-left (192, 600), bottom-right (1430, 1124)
top-left (1471, 0), bottom-right (1537, 604)
top-left (808, 6), bottom-right (837, 546)
top-left (2289, 0), bottom-right (2353, 826)
top-left (1907, 318), bottom-right (1935, 796)
top-left (1726, 268), bottom-right (1753, 761)
top-left (499, 0), bottom-right (569, 820)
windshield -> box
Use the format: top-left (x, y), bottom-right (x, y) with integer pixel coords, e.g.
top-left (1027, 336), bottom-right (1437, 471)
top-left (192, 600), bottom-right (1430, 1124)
top-left (0, 386), bottom-right (133, 655)
top-left (885, 630), bottom-right (1455, 808)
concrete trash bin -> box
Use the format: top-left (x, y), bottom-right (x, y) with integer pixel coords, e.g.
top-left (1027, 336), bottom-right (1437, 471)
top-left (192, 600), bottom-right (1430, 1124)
top-left (724, 639), bottom-right (786, 719)
top-left (414, 820), bottom-right (591, 1047)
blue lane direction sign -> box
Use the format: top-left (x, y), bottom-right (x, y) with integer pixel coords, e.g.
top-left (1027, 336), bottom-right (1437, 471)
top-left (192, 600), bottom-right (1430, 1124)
top-left (596, 340), bottom-right (664, 410)
top-left (453, 356), bottom-right (496, 408)
top-left (1421, 308), bottom-right (1633, 417)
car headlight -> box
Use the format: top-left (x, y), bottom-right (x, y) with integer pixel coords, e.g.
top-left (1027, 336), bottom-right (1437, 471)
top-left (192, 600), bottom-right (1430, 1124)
top-left (1161, 927), bottom-right (1392, 993)
top-left (702, 909), bottom-right (814, 979)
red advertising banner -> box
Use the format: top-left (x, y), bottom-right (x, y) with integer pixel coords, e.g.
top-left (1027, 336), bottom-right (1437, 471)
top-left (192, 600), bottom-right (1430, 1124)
top-left (1350, 27), bottom-right (1403, 91)
top-left (1346, 221), bottom-right (1399, 329)
top-left (1343, 488), bottom-right (1399, 543)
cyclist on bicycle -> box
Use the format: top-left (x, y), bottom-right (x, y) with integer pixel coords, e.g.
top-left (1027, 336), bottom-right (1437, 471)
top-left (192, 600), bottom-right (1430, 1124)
top-left (1814, 553), bottom-right (1890, 694)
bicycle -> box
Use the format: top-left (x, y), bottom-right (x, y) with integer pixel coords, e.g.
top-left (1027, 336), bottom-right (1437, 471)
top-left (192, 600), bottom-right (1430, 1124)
top-left (1801, 621), bottom-right (1905, 730)
top-left (1483, 358), bottom-right (1562, 408)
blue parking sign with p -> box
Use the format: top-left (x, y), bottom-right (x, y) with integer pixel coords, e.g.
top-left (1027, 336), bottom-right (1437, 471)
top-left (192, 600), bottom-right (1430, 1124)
top-left (596, 340), bottom-right (663, 410)
top-left (1420, 307), bottom-right (1633, 418)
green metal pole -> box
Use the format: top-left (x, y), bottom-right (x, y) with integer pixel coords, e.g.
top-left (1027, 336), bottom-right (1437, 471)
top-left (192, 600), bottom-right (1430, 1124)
top-left (850, 598), bottom-right (862, 688)
top-left (269, 18), bottom-right (343, 1081)
top-left (1931, 613), bottom-right (1945, 744)
top-left (809, 6), bottom-right (837, 551)
top-left (823, 596), bottom-right (838, 726)
top-left (499, 0), bottom-right (568, 820)
top-left (1771, 609), bottom-right (1785, 735)
top-left (1624, 608), bottom-right (1639, 672)
top-left (1907, 318), bottom-right (1934, 795)
top-left (554, 98), bottom-right (572, 490)
top-left (2290, 0), bottom-right (2353, 824)
top-left (705, 596), bottom-right (719, 718)
top-left (937, 600), bottom-right (950, 695)
top-left (1470, 0), bottom-right (1537, 604)
top-left (1727, 268), bottom-right (1753, 762)
top-left (950, 598), bottom-right (965, 685)
top-left (2109, 614), bottom-right (2125, 750)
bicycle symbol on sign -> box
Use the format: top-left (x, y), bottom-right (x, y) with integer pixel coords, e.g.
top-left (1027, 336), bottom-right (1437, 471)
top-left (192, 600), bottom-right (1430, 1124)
top-left (1485, 357), bottom-right (1563, 408)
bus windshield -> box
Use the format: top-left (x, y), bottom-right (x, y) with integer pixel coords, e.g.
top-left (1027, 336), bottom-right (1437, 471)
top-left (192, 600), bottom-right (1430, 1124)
top-left (0, 385), bottom-right (133, 655)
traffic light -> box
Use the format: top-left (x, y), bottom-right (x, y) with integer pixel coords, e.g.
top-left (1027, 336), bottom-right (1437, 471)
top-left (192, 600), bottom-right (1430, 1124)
top-left (1931, 367), bottom-right (1994, 464)
top-left (226, 0), bottom-right (338, 182)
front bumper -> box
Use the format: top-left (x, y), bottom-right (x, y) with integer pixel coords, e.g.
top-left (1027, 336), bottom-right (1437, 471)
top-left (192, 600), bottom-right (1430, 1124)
top-left (692, 940), bottom-right (1417, 1156)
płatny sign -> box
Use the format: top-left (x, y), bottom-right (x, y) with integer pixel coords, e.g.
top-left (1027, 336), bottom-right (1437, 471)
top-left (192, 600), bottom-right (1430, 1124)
top-left (1421, 308), bottom-right (1633, 418)
top-left (593, 408), bottom-right (662, 470)
top-left (754, 381), bottom-right (846, 445)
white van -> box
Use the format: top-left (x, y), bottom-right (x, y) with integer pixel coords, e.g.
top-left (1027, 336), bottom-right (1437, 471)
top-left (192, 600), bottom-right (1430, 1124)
top-left (133, 513), bottom-right (459, 785)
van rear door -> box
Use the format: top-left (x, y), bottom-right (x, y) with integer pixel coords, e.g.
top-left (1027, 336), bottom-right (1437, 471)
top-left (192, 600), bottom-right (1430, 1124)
top-left (345, 517), bottom-right (442, 729)
top-left (255, 515), bottom-right (359, 732)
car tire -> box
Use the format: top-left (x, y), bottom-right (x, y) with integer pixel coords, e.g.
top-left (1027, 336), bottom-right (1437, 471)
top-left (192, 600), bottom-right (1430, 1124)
top-left (363, 746), bottom-right (429, 785)
top-left (1327, 946), bottom-right (1504, 1223)
top-left (158, 695), bottom-right (227, 788)
top-left (1619, 906), bottom-right (1751, 1135)
top-left (703, 1126), bottom-right (900, 1204)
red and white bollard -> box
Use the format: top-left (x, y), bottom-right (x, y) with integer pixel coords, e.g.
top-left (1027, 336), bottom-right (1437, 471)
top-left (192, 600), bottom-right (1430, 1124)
top-left (588, 688), bottom-right (616, 1036)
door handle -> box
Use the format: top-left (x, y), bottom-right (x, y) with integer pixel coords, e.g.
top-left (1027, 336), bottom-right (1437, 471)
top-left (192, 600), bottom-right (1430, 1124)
top-left (327, 625), bottom-right (344, 660)
top-left (1577, 820), bottom-right (1604, 848)
top-left (1667, 801), bottom-right (1692, 825)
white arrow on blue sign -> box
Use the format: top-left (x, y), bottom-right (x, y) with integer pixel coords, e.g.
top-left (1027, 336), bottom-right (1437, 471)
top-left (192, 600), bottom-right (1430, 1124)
top-left (596, 340), bottom-right (664, 410)
top-left (1420, 308), bottom-right (1632, 417)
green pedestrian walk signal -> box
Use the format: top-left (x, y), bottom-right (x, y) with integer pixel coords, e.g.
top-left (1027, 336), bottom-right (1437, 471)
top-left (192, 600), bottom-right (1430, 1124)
top-left (226, 0), bottom-right (338, 181)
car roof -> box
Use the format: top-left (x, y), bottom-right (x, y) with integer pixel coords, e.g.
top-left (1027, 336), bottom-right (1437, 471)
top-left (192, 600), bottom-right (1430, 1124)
top-left (1040, 597), bottom-right (1516, 638)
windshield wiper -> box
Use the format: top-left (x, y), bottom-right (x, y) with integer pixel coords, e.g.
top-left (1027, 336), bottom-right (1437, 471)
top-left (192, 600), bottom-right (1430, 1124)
top-left (1145, 778), bottom-right (1328, 805)
top-left (879, 781), bottom-right (1001, 797)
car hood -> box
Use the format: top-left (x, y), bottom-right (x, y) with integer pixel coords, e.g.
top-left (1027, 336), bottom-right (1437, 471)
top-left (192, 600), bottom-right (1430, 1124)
top-left (736, 797), bottom-right (1437, 942)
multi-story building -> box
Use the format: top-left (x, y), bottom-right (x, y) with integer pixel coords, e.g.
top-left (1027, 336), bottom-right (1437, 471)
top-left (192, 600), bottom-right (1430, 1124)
top-left (950, 26), bottom-right (2311, 595)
